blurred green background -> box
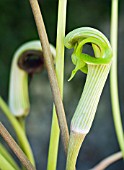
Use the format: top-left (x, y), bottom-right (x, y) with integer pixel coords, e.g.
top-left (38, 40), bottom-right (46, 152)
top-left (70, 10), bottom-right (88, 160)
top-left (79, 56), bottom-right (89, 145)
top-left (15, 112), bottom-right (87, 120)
top-left (0, 0), bottom-right (124, 169)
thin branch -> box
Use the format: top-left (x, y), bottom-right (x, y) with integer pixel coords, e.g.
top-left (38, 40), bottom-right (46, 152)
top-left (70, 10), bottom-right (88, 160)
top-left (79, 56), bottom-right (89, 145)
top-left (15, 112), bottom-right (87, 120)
top-left (90, 152), bottom-right (122, 170)
top-left (28, 0), bottom-right (69, 153)
top-left (0, 122), bottom-right (35, 170)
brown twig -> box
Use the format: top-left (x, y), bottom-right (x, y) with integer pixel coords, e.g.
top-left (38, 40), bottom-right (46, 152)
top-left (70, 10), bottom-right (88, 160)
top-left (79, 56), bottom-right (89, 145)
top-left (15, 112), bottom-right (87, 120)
top-left (0, 122), bottom-right (35, 170)
top-left (90, 151), bottom-right (122, 170)
top-left (28, 0), bottom-right (69, 153)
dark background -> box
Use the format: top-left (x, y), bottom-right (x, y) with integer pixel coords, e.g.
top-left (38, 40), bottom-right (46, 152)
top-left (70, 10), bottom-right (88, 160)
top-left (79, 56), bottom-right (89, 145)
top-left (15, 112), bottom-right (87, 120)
top-left (0, 0), bottom-right (124, 170)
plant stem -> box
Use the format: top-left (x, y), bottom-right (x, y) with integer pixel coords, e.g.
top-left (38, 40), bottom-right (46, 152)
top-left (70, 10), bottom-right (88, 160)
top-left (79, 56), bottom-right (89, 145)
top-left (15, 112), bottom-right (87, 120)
top-left (0, 153), bottom-right (16, 170)
top-left (17, 117), bottom-right (26, 132)
top-left (110, 0), bottom-right (124, 157)
top-left (16, 118), bottom-right (26, 170)
top-left (90, 151), bottom-right (122, 170)
top-left (55, 0), bottom-right (67, 94)
top-left (66, 132), bottom-right (85, 170)
top-left (47, 107), bottom-right (59, 170)
top-left (0, 143), bottom-right (21, 170)
top-left (28, 0), bottom-right (69, 153)
top-left (47, 0), bottom-right (67, 169)
top-left (0, 122), bottom-right (35, 170)
top-left (0, 97), bottom-right (35, 166)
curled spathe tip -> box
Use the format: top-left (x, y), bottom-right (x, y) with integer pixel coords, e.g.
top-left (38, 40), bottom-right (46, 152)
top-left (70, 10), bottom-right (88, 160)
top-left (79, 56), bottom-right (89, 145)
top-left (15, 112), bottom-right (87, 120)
top-left (64, 27), bottom-right (113, 80)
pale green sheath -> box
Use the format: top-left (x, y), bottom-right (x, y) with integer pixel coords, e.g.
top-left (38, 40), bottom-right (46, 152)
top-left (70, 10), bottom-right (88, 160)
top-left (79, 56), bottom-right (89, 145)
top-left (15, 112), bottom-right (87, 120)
top-left (9, 40), bottom-right (56, 117)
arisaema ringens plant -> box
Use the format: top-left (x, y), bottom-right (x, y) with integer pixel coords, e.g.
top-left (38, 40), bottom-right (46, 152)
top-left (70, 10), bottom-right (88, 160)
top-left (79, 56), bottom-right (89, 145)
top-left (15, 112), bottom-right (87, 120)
top-left (1, 0), bottom-right (124, 169)
top-left (64, 27), bottom-right (113, 170)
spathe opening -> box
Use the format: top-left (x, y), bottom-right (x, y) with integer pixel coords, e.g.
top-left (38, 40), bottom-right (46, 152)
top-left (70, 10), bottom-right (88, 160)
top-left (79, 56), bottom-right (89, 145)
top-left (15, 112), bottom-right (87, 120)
top-left (82, 43), bottom-right (96, 58)
top-left (18, 50), bottom-right (44, 74)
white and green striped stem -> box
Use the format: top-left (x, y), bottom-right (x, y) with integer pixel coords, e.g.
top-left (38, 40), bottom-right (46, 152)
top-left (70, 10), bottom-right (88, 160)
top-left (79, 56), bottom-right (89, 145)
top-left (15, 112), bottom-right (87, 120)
top-left (64, 27), bottom-right (113, 170)
top-left (9, 40), bottom-right (55, 117)
top-left (71, 64), bottom-right (110, 134)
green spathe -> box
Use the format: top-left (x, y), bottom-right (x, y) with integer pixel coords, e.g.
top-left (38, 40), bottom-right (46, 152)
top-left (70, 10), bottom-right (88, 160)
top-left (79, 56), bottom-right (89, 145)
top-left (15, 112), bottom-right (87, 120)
top-left (65, 27), bottom-right (112, 134)
top-left (65, 27), bottom-right (112, 81)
